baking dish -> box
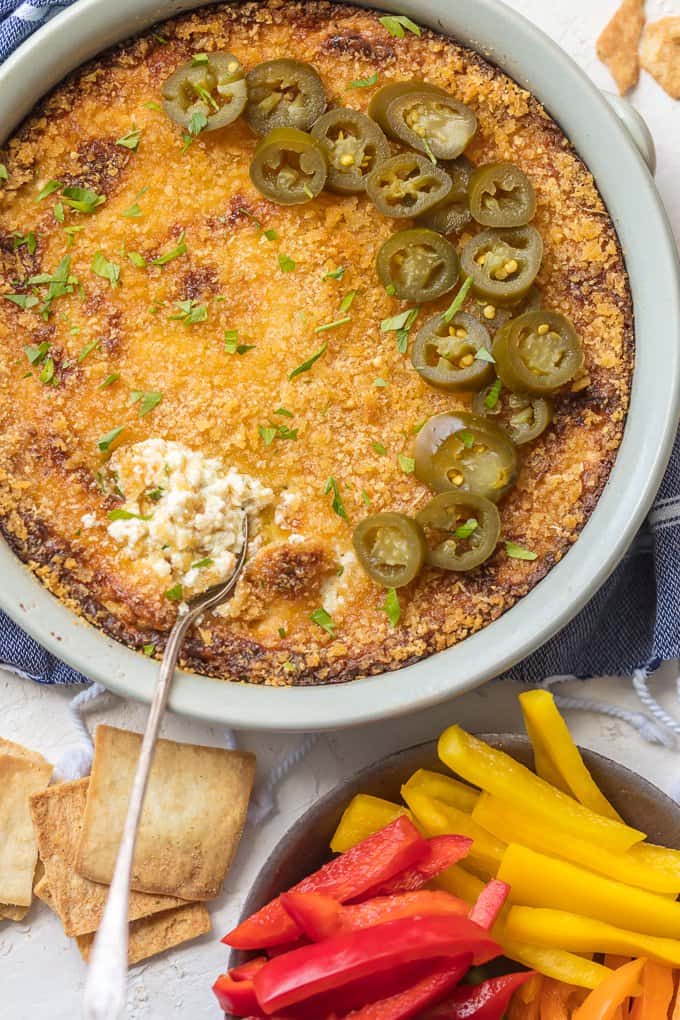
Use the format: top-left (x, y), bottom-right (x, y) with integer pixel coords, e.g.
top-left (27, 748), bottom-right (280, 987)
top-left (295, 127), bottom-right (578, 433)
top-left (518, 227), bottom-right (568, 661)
top-left (0, 0), bottom-right (678, 730)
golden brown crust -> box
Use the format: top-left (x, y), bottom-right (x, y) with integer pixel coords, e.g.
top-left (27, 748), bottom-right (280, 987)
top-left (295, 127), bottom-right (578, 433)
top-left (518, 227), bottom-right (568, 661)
top-left (0, 1), bottom-right (633, 686)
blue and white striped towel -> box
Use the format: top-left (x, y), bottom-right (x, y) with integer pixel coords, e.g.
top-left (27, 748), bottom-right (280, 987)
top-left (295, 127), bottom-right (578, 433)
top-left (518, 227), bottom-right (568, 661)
top-left (0, 0), bottom-right (678, 692)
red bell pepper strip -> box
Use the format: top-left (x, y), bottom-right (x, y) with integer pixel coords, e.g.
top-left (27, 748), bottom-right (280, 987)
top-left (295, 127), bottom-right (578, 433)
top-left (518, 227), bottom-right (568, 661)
top-left (467, 881), bottom-right (509, 931)
top-left (225, 818), bottom-right (427, 950)
top-left (281, 889), bottom-right (470, 942)
top-left (343, 955), bottom-right (473, 1019)
top-left (361, 835), bottom-right (473, 898)
top-left (213, 957), bottom-right (267, 1016)
top-left (253, 915), bottom-right (501, 1014)
top-left (423, 972), bottom-right (534, 1019)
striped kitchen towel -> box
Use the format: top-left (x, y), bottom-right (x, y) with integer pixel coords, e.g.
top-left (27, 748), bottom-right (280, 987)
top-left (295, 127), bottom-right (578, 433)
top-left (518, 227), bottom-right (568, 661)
top-left (0, 0), bottom-right (73, 62)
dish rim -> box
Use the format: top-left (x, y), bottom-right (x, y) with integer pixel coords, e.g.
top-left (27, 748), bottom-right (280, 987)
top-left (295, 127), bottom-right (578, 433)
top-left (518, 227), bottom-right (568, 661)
top-left (0, 0), bottom-right (678, 730)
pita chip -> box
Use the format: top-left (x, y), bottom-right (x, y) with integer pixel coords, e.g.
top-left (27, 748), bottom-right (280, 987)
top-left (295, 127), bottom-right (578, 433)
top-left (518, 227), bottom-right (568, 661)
top-left (0, 754), bottom-right (52, 906)
top-left (76, 903), bottom-right (211, 966)
top-left (76, 726), bottom-right (255, 900)
top-left (597, 0), bottom-right (646, 95)
top-left (641, 17), bottom-right (680, 99)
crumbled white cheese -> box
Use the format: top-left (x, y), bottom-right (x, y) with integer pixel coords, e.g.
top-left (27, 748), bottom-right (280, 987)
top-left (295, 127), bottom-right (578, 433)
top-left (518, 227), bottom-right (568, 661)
top-left (106, 439), bottom-right (272, 596)
top-left (320, 547), bottom-right (358, 615)
top-left (80, 512), bottom-right (97, 530)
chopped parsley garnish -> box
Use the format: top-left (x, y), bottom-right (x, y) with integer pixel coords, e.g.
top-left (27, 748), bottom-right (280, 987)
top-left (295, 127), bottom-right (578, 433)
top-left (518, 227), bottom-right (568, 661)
top-left (53, 202), bottom-right (65, 223)
top-left (398, 453), bottom-right (415, 474)
top-left (476, 346), bottom-right (495, 364)
top-left (116, 126), bottom-right (142, 151)
top-left (130, 390), bottom-right (162, 416)
top-left (128, 251), bottom-right (146, 268)
top-left (505, 541), bottom-right (538, 561)
top-left (91, 252), bottom-right (120, 288)
top-left (63, 225), bottom-right (84, 247)
top-left (0, 164), bottom-right (8, 183)
top-left (191, 557), bottom-right (214, 569)
top-left (263, 228), bottom-right (278, 241)
top-left (122, 202), bottom-right (143, 218)
top-left (5, 293), bottom-right (39, 310)
top-left (97, 425), bottom-right (125, 452)
top-left (458, 429), bottom-right (474, 449)
top-left (372, 441), bottom-right (387, 456)
top-left (278, 626), bottom-right (287, 639)
top-left (35, 179), bottom-right (63, 202)
top-left (142, 643), bottom-right (155, 657)
top-left (62, 186), bottom-right (106, 214)
top-left (107, 508), bottom-right (152, 522)
top-left (12, 231), bottom-right (37, 255)
top-left (274, 407), bottom-right (293, 417)
top-left (324, 476), bottom-right (348, 520)
top-left (374, 378), bottom-right (387, 388)
top-left (258, 425), bottom-right (277, 447)
top-left (315, 315), bottom-right (351, 334)
top-left (361, 489), bottom-right (371, 506)
top-left (278, 253), bottom-right (296, 273)
top-left (28, 254), bottom-right (78, 317)
top-left (191, 53), bottom-right (209, 65)
top-left (422, 138), bottom-right (437, 164)
top-left (339, 290), bottom-right (357, 313)
top-left (323, 265), bottom-right (345, 281)
top-left (181, 111), bottom-right (209, 150)
top-left (39, 357), bottom-right (55, 385)
top-left (347, 71), bottom-right (379, 89)
top-left (165, 583), bottom-right (184, 602)
top-left (25, 341), bottom-right (49, 365)
top-left (381, 306), bottom-right (419, 353)
top-left (302, 184), bottom-right (314, 199)
top-left (152, 232), bottom-right (187, 266)
top-left (454, 518), bottom-right (479, 540)
top-left (144, 101), bottom-right (162, 112)
top-left (99, 373), bottom-right (120, 388)
top-left (484, 378), bottom-right (503, 410)
top-left (168, 298), bottom-right (207, 325)
top-left (146, 487), bottom-right (164, 502)
top-left (442, 276), bottom-right (473, 324)
top-left (224, 329), bottom-right (255, 355)
top-left (379, 14), bottom-right (421, 37)
top-left (310, 606), bottom-right (335, 635)
top-left (77, 338), bottom-right (101, 362)
top-left (383, 587), bottom-right (401, 627)
top-left (289, 342), bottom-right (327, 380)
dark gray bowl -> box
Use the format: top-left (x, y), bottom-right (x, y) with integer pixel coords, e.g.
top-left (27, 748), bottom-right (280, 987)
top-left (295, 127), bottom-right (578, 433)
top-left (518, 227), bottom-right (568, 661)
top-left (229, 735), bottom-right (680, 972)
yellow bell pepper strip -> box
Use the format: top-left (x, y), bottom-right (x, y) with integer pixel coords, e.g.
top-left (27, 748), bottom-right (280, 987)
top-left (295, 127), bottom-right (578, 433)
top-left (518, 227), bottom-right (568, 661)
top-left (501, 938), bottom-right (614, 990)
top-left (472, 793), bottom-right (680, 895)
top-left (435, 864), bottom-right (486, 905)
top-left (497, 844), bottom-right (680, 938)
top-left (627, 840), bottom-right (680, 886)
top-left (572, 958), bottom-right (645, 1020)
top-left (402, 769), bottom-right (480, 813)
top-left (627, 960), bottom-right (673, 1020)
top-left (518, 691), bottom-right (623, 821)
top-left (402, 787), bottom-right (505, 877)
top-left (437, 726), bottom-right (645, 853)
top-left (504, 906), bottom-right (680, 967)
top-left (330, 795), bottom-right (411, 853)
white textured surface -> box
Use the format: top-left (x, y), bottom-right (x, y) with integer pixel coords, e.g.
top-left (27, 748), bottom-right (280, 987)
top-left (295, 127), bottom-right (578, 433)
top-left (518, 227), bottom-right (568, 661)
top-left (1, 1), bottom-right (680, 1017)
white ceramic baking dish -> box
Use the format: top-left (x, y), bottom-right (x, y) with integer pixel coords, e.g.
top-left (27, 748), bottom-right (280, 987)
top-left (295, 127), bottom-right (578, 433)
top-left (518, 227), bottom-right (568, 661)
top-left (0, 0), bottom-right (678, 730)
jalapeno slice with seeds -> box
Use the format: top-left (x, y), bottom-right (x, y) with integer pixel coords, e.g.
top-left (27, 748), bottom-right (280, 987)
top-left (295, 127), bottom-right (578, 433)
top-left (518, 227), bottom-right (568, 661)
top-left (368, 80), bottom-right (447, 134)
top-left (376, 228), bottom-right (459, 303)
top-left (411, 311), bottom-right (494, 391)
top-left (414, 411), bottom-right (518, 502)
top-left (250, 127), bottom-right (327, 205)
top-left (492, 310), bottom-right (583, 395)
top-left (366, 153), bottom-right (452, 218)
top-left (416, 492), bottom-right (500, 571)
top-left (245, 59), bottom-right (326, 135)
top-left (353, 512), bottom-right (426, 587)
top-left (467, 284), bottom-right (542, 336)
top-left (162, 52), bottom-right (247, 131)
top-left (469, 162), bottom-right (536, 228)
top-left (460, 226), bottom-right (543, 306)
top-left (417, 155), bottom-right (473, 236)
top-left (385, 91), bottom-right (477, 161)
top-left (310, 109), bottom-right (390, 194)
top-left (473, 386), bottom-right (553, 444)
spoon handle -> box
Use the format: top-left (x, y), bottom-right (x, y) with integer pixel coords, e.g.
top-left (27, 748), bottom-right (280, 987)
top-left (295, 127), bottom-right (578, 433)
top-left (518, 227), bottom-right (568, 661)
top-left (81, 610), bottom-right (196, 1020)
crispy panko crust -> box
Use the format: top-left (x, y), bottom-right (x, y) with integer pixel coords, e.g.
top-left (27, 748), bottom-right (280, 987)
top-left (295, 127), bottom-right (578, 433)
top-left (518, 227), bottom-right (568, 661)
top-left (0, 1), bottom-right (633, 687)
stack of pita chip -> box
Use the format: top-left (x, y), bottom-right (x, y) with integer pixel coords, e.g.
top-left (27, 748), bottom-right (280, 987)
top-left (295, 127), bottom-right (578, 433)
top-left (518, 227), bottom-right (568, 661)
top-left (2, 725), bottom-right (255, 967)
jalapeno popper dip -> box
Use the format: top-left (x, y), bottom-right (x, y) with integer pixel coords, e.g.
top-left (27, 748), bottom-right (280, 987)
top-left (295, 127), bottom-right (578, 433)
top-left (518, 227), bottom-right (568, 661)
top-left (0, 1), bottom-right (633, 686)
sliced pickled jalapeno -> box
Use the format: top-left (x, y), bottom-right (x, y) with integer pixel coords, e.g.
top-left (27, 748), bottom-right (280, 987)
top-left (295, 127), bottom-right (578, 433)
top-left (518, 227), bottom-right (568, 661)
top-left (473, 386), bottom-right (553, 444)
top-left (366, 153), bottom-right (452, 218)
top-left (245, 59), bottom-right (326, 134)
top-left (368, 80), bottom-right (447, 134)
top-left (162, 52), bottom-right (247, 131)
top-left (385, 91), bottom-right (477, 161)
top-left (417, 155), bottom-right (473, 236)
top-left (250, 128), bottom-right (327, 205)
top-left (492, 310), bottom-right (583, 395)
top-left (416, 492), bottom-right (501, 571)
top-left (467, 284), bottom-right (542, 336)
top-left (411, 311), bottom-right (494, 391)
top-left (469, 162), bottom-right (536, 228)
top-left (376, 228), bottom-right (459, 303)
top-left (353, 512), bottom-right (426, 587)
top-left (461, 226), bottom-right (543, 306)
top-left (414, 411), bottom-right (519, 502)
top-left (310, 109), bottom-right (389, 194)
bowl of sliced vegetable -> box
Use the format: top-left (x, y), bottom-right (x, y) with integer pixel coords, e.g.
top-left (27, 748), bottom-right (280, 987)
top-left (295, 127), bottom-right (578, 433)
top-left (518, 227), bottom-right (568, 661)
top-left (214, 692), bottom-right (680, 1018)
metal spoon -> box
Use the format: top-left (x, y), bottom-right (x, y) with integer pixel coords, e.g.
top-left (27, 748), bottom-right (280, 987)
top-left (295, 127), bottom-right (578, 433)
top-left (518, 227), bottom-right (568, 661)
top-left (82, 516), bottom-right (249, 1020)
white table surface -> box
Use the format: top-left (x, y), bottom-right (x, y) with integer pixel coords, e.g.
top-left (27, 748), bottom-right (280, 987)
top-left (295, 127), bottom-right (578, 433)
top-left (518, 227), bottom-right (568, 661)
top-left (1, 1), bottom-right (680, 1017)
